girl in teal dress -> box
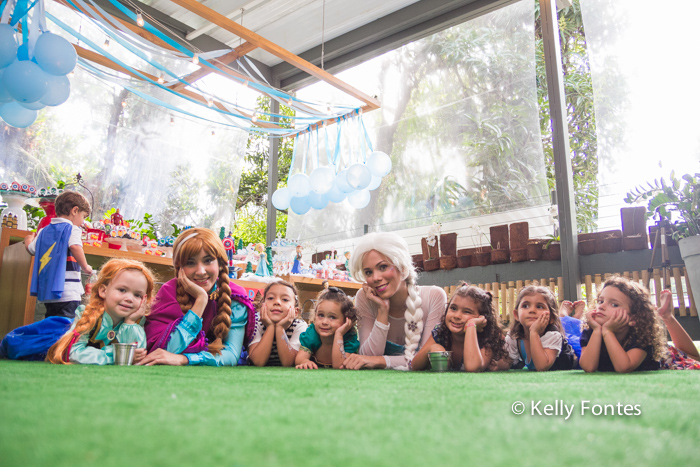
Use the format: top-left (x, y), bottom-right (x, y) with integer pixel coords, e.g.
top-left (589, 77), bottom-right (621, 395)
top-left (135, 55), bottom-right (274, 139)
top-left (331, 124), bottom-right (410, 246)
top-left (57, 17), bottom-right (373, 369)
top-left (46, 258), bottom-right (155, 365)
top-left (295, 287), bottom-right (359, 369)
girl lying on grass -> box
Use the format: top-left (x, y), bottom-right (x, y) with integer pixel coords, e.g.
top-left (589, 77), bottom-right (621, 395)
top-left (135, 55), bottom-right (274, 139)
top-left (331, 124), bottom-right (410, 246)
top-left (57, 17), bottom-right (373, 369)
top-left (411, 283), bottom-right (509, 372)
top-left (247, 281), bottom-right (308, 367)
top-left (141, 228), bottom-right (255, 366)
top-left (46, 259), bottom-right (155, 364)
top-left (579, 276), bottom-right (699, 372)
top-left (296, 287), bottom-right (359, 369)
top-left (505, 284), bottom-right (577, 371)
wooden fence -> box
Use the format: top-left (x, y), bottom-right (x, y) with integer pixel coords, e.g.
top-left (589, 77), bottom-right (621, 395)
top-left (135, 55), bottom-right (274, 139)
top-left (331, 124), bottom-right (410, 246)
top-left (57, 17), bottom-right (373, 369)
top-left (442, 267), bottom-right (697, 323)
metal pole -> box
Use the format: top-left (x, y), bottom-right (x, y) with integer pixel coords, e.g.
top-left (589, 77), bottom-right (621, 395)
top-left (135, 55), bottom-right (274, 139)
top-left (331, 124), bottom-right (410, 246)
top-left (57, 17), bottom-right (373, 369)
top-left (266, 94), bottom-right (280, 246)
top-left (540, 0), bottom-right (580, 299)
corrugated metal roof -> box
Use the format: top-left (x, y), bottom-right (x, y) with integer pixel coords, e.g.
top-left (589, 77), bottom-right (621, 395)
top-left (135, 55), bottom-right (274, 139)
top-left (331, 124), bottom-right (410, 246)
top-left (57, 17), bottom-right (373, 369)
top-left (139, 0), bottom-right (420, 66)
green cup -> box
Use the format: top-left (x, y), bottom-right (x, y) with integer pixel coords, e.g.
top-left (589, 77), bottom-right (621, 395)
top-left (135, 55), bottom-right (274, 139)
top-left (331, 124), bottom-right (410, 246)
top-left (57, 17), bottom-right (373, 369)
top-left (428, 351), bottom-right (452, 372)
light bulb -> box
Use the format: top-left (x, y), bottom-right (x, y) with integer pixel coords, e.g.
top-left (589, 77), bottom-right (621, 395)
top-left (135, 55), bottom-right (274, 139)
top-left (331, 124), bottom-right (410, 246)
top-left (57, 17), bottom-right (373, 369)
top-left (207, 97), bottom-right (214, 107)
top-left (191, 53), bottom-right (199, 65)
top-left (121, 100), bottom-right (126, 108)
top-left (157, 74), bottom-right (164, 84)
top-left (136, 12), bottom-right (144, 27)
top-left (287, 98), bottom-right (293, 106)
top-left (104, 38), bottom-right (110, 48)
top-left (170, 116), bottom-right (175, 126)
top-left (252, 114), bottom-right (258, 123)
top-left (242, 80), bottom-right (248, 88)
top-left (211, 130), bottom-right (216, 136)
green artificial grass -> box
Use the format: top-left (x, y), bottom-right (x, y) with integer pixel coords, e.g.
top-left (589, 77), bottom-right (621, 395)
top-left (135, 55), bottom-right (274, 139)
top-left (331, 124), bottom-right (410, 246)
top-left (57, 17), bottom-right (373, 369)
top-left (1, 361), bottom-right (699, 467)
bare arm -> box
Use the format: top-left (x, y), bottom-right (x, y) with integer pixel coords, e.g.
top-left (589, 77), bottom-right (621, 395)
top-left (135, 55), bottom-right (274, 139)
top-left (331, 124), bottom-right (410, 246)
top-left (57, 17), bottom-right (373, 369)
top-left (247, 325), bottom-right (275, 367)
top-left (69, 245), bottom-right (93, 275)
top-left (295, 349), bottom-right (318, 369)
top-left (528, 314), bottom-right (558, 371)
top-left (275, 327), bottom-right (298, 367)
top-left (411, 335), bottom-right (441, 371)
top-left (463, 317), bottom-right (491, 372)
top-left (602, 310), bottom-right (648, 373)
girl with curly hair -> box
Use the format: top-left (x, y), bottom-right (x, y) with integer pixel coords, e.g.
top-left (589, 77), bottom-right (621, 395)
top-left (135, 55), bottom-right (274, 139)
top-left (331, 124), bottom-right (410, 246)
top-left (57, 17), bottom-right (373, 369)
top-left (140, 228), bottom-right (255, 366)
top-left (295, 287), bottom-right (359, 369)
top-left (579, 276), bottom-right (691, 372)
top-left (506, 284), bottom-right (577, 371)
top-left (411, 283), bottom-right (510, 372)
top-left (45, 258), bottom-right (155, 364)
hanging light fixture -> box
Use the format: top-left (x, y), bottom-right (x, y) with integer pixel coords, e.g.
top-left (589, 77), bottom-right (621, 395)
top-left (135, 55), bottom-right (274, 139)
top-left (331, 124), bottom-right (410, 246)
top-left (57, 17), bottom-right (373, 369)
top-left (136, 11), bottom-right (144, 27)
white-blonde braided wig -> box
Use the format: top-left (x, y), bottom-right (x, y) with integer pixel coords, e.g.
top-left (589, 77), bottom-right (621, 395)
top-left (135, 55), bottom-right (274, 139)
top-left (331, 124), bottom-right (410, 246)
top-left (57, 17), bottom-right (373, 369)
top-left (351, 232), bottom-right (424, 368)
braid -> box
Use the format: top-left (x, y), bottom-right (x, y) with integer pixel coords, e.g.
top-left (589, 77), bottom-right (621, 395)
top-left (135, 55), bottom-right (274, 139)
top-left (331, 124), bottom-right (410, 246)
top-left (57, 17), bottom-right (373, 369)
top-left (175, 281), bottom-right (193, 314)
top-left (208, 269), bottom-right (232, 355)
top-left (403, 271), bottom-right (424, 363)
top-left (46, 302), bottom-right (104, 364)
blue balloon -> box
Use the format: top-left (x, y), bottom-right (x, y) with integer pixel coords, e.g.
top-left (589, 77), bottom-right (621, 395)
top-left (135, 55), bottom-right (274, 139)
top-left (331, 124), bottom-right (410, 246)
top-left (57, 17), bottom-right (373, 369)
top-left (271, 187), bottom-right (291, 211)
top-left (290, 195), bottom-right (311, 215)
top-left (326, 184), bottom-right (347, 203)
top-left (309, 166), bottom-right (335, 194)
top-left (0, 70), bottom-right (14, 103)
top-left (347, 189), bottom-right (371, 209)
top-left (40, 74), bottom-right (70, 106)
top-left (335, 169), bottom-right (354, 193)
top-left (16, 43), bottom-right (29, 61)
top-left (33, 32), bottom-right (77, 76)
top-left (0, 101), bottom-right (37, 128)
top-left (346, 163), bottom-right (371, 190)
top-left (19, 100), bottom-right (45, 110)
top-left (308, 191), bottom-right (329, 210)
top-left (288, 173), bottom-right (310, 197)
top-left (367, 175), bottom-right (382, 191)
top-left (0, 24), bottom-right (17, 69)
top-left (2, 60), bottom-right (48, 103)
top-left (368, 151), bottom-right (392, 177)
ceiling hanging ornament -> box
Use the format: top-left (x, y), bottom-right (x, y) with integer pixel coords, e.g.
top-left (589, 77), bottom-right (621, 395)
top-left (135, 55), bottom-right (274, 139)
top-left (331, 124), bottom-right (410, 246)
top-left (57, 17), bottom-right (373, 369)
top-left (0, 0), bottom-right (78, 128)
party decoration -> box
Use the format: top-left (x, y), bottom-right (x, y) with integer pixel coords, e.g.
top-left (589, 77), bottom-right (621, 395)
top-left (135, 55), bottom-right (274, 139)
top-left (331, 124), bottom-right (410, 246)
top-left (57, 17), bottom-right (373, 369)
top-left (19, 100), bottom-right (45, 110)
top-left (2, 60), bottom-right (48, 103)
top-left (335, 169), bottom-right (354, 194)
top-left (271, 187), bottom-right (291, 211)
top-left (40, 74), bottom-right (70, 106)
top-left (33, 32), bottom-right (78, 76)
top-left (308, 191), bottom-right (329, 210)
top-left (290, 195), bottom-right (311, 215)
top-left (0, 24), bottom-right (17, 68)
top-left (367, 151), bottom-right (392, 177)
top-left (347, 189), bottom-right (371, 209)
top-left (326, 184), bottom-right (347, 203)
top-left (346, 163), bottom-right (372, 190)
top-left (288, 173), bottom-right (311, 198)
top-left (0, 101), bottom-right (37, 127)
top-left (309, 166), bottom-right (335, 194)
top-left (367, 174), bottom-right (382, 191)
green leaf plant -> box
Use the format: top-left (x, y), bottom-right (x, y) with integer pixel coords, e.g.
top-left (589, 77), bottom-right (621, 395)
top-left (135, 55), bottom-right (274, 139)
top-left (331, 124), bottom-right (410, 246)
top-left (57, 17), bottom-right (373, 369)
top-left (624, 171), bottom-right (700, 240)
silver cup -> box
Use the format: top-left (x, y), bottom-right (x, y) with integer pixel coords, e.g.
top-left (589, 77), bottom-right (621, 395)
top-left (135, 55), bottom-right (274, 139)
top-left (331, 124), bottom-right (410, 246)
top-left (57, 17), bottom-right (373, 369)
top-left (428, 351), bottom-right (452, 372)
top-left (113, 343), bottom-right (137, 366)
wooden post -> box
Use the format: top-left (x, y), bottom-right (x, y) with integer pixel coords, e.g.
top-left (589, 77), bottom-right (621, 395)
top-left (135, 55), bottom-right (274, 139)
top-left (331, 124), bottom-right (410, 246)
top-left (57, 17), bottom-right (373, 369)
top-left (653, 269), bottom-right (662, 306)
top-left (501, 283), bottom-right (509, 321)
top-left (557, 277), bottom-right (564, 303)
top-left (672, 268), bottom-right (686, 317)
top-left (632, 270), bottom-right (640, 284)
top-left (684, 268), bottom-right (698, 317)
top-left (585, 274), bottom-right (593, 305)
top-left (642, 270), bottom-right (650, 290)
top-left (508, 281), bottom-right (515, 321)
top-left (594, 274), bottom-right (602, 298)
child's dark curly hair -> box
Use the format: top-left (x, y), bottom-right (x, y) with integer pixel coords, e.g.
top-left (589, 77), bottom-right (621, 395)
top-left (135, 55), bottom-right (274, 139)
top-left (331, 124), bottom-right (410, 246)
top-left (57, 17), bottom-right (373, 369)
top-left (508, 283), bottom-right (564, 340)
top-left (582, 275), bottom-right (666, 361)
top-left (314, 287), bottom-right (357, 322)
top-left (433, 282), bottom-right (506, 361)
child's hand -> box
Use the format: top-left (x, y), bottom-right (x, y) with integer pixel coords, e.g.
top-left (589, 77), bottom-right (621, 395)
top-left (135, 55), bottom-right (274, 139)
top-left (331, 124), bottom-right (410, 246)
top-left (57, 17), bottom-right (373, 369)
top-left (296, 361), bottom-right (318, 369)
top-left (657, 289), bottom-right (674, 321)
top-left (336, 317), bottom-right (354, 336)
top-left (278, 305), bottom-right (296, 329)
top-left (124, 298), bottom-right (147, 325)
top-left (132, 347), bottom-right (147, 364)
top-left (259, 304), bottom-right (274, 328)
top-left (530, 312), bottom-right (550, 335)
top-left (586, 310), bottom-right (601, 330)
top-left (603, 309), bottom-right (630, 332)
top-left (362, 284), bottom-right (390, 315)
top-left (466, 315), bottom-right (487, 332)
top-left (428, 343), bottom-right (446, 353)
top-left (178, 269), bottom-right (208, 302)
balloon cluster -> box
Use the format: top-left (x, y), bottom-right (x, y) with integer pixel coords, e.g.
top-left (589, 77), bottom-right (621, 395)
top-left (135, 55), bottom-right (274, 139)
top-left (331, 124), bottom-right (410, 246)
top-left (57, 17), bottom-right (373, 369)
top-left (0, 25), bottom-right (77, 128)
top-left (272, 151), bottom-right (392, 215)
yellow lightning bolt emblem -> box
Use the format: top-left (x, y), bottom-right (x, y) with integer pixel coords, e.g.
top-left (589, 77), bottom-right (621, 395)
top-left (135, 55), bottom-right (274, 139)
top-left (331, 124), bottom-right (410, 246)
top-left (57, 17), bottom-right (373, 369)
top-left (39, 243), bottom-right (57, 274)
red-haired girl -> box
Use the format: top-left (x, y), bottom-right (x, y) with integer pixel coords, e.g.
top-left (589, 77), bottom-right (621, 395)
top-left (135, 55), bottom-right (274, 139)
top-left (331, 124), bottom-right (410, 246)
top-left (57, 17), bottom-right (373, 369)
top-left (45, 258), bottom-right (155, 364)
